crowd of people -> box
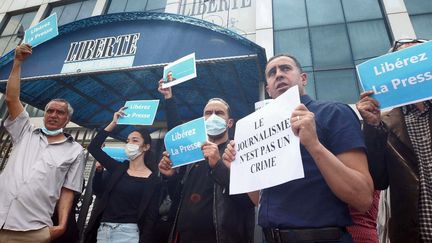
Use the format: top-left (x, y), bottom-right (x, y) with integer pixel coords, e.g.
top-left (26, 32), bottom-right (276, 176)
top-left (0, 38), bottom-right (430, 243)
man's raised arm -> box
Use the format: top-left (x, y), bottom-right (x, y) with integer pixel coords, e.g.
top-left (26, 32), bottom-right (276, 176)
top-left (5, 44), bottom-right (32, 120)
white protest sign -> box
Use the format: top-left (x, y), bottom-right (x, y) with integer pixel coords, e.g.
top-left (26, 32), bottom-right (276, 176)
top-left (230, 86), bottom-right (304, 195)
top-left (161, 53), bottom-right (197, 89)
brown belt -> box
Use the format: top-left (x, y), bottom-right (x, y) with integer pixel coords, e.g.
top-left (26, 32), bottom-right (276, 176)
top-left (263, 227), bottom-right (344, 243)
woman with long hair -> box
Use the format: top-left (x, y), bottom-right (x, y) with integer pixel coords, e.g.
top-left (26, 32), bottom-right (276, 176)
top-left (84, 107), bottom-right (160, 243)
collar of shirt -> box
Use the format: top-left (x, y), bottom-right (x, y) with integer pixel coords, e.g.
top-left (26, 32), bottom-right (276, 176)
top-left (34, 128), bottom-right (75, 143)
top-left (402, 100), bottom-right (431, 116)
top-left (300, 95), bottom-right (313, 106)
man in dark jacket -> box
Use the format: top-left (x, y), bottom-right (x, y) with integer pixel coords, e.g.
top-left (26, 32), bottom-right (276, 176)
top-left (356, 38), bottom-right (431, 243)
top-left (157, 81), bottom-right (255, 243)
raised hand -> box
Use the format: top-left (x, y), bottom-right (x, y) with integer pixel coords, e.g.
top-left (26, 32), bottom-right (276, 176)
top-left (159, 151), bottom-right (176, 177)
top-left (356, 91), bottom-right (381, 126)
top-left (158, 79), bottom-right (172, 99)
top-left (14, 44), bottom-right (32, 63)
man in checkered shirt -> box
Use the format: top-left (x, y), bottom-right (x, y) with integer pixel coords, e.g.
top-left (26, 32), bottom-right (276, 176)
top-left (357, 38), bottom-right (431, 243)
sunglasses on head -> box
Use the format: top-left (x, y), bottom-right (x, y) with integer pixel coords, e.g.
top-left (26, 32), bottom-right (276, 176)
top-left (390, 38), bottom-right (428, 52)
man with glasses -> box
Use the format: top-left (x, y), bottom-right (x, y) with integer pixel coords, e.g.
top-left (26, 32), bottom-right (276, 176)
top-left (356, 38), bottom-right (431, 243)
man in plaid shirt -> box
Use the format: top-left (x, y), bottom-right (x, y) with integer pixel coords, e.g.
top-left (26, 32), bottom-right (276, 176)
top-left (357, 38), bottom-right (432, 243)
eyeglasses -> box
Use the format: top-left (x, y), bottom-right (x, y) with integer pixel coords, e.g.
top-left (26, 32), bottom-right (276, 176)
top-left (390, 38), bottom-right (428, 52)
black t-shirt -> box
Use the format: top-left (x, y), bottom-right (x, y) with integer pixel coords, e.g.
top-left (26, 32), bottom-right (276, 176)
top-left (101, 173), bottom-right (149, 223)
top-left (177, 161), bottom-right (217, 243)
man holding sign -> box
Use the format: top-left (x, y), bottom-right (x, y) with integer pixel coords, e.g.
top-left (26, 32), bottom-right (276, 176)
top-left (0, 44), bottom-right (85, 242)
top-left (224, 54), bottom-right (373, 243)
top-left (158, 81), bottom-right (255, 243)
top-left (357, 39), bottom-right (431, 242)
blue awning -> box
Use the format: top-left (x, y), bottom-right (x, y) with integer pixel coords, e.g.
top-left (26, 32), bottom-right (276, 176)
top-left (0, 12), bottom-right (267, 140)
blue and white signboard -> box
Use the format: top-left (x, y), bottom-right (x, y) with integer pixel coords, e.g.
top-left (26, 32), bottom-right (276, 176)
top-left (161, 53), bottom-right (197, 89)
top-left (164, 117), bottom-right (207, 168)
top-left (357, 41), bottom-right (432, 110)
top-left (117, 100), bottom-right (159, 125)
top-left (24, 13), bottom-right (59, 47)
top-left (102, 147), bottom-right (127, 162)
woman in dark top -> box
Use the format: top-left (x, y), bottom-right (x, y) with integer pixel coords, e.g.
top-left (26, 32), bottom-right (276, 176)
top-left (84, 107), bottom-right (161, 243)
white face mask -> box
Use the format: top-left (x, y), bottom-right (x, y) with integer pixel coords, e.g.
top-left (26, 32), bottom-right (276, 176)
top-left (125, 143), bottom-right (143, 161)
top-left (205, 114), bottom-right (227, 136)
top-left (41, 126), bottom-right (63, 136)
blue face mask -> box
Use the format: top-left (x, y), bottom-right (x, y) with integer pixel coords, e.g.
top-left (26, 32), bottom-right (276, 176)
top-left (205, 114), bottom-right (227, 136)
top-left (41, 126), bottom-right (63, 136)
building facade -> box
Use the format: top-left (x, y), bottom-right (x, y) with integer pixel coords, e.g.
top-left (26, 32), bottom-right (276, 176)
top-left (1, 0), bottom-right (431, 106)
top-left (0, 0), bottom-right (431, 241)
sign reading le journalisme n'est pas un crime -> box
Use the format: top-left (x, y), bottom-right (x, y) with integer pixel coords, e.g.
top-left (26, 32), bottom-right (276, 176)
top-left (117, 100), bottom-right (159, 125)
top-left (164, 117), bottom-right (207, 168)
top-left (24, 13), bottom-right (59, 47)
top-left (230, 85), bottom-right (304, 195)
top-left (356, 41), bottom-right (432, 110)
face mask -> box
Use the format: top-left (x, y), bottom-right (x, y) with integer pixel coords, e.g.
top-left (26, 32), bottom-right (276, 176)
top-left (205, 114), bottom-right (227, 136)
top-left (41, 126), bottom-right (63, 136)
top-left (125, 143), bottom-right (143, 161)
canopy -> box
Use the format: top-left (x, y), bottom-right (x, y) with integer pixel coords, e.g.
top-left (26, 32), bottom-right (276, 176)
top-left (0, 12), bottom-right (267, 140)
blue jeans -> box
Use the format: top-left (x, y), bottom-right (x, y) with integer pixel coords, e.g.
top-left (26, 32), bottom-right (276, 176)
top-left (97, 222), bottom-right (139, 243)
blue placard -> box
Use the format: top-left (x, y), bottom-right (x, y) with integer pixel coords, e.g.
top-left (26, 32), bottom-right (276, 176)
top-left (164, 117), bottom-right (207, 168)
top-left (102, 147), bottom-right (127, 162)
top-left (24, 13), bottom-right (59, 47)
top-left (117, 100), bottom-right (159, 125)
top-left (356, 41), bottom-right (432, 110)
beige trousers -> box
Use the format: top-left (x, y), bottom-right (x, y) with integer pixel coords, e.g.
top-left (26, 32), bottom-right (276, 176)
top-left (0, 227), bottom-right (50, 243)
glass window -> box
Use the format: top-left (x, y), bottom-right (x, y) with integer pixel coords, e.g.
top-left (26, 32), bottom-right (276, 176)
top-left (405, 0), bottom-right (432, 15)
top-left (310, 24), bottom-right (353, 69)
top-left (146, 0), bottom-right (167, 12)
top-left (125, 0), bottom-right (147, 12)
top-left (272, 0), bottom-right (389, 103)
top-left (0, 11), bottom-right (37, 56)
top-left (273, 0), bottom-right (307, 30)
top-left (405, 0), bottom-right (432, 42)
top-left (2, 15), bottom-right (22, 36)
top-left (342, 0), bottom-right (382, 22)
top-left (348, 20), bottom-right (391, 60)
top-left (405, 0), bottom-right (432, 39)
top-left (306, 0), bottom-right (344, 26)
top-left (49, 0), bottom-right (97, 26)
top-left (314, 69), bottom-right (359, 104)
top-left (107, 0), bottom-right (167, 13)
top-left (304, 70), bottom-right (316, 99)
top-left (274, 28), bottom-right (312, 67)
top-left (77, 0), bottom-right (97, 20)
top-left (411, 14), bottom-right (432, 40)
top-left (106, 0), bottom-right (127, 14)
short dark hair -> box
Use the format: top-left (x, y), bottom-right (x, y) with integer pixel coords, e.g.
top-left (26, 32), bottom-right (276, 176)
top-left (266, 54), bottom-right (303, 73)
top-left (206, 98), bottom-right (231, 118)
